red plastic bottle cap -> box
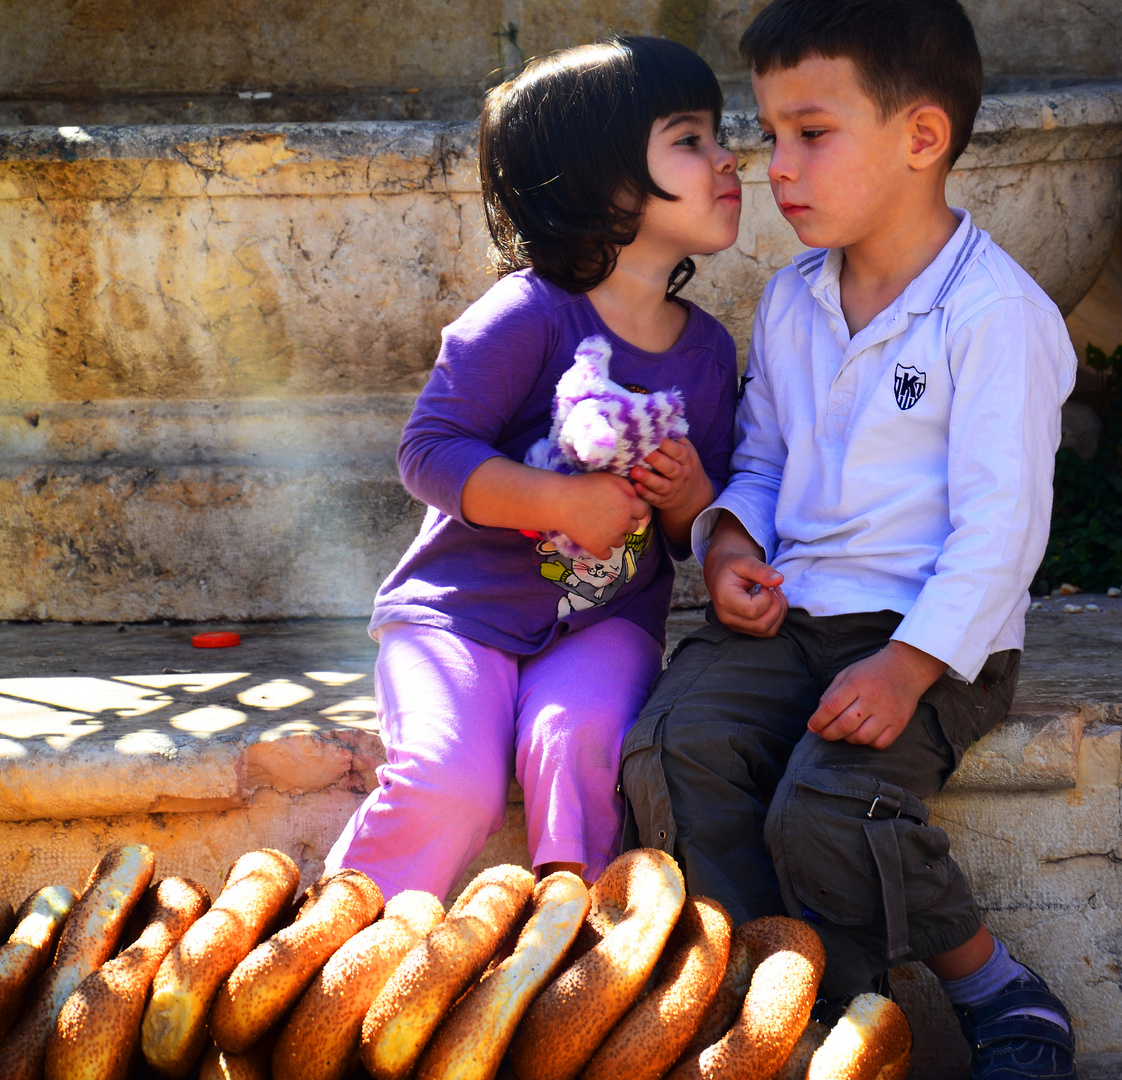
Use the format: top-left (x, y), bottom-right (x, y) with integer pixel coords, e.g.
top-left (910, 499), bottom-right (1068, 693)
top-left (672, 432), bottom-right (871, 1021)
top-left (192, 631), bottom-right (241, 649)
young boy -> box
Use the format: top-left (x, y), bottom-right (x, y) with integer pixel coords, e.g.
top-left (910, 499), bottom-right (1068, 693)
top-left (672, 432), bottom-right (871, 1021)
top-left (621, 1), bottom-right (1079, 1077)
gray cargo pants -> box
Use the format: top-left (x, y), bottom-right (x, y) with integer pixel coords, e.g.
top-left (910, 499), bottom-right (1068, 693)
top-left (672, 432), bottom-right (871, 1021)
top-left (621, 607), bottom-right (1019, 997)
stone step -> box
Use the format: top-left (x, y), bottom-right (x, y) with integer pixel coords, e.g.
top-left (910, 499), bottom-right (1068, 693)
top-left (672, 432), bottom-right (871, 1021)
top-left (1, 599), bottom-right (1120, 1075)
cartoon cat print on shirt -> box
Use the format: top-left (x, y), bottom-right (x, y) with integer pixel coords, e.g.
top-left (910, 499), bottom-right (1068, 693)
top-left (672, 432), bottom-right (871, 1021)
top-left (536, 525), bottom-right (652, 618)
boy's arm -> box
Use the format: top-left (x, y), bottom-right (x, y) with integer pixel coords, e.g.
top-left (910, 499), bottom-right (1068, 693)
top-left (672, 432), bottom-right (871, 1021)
top-left (692, 289), bottom-right (790, 633)
top-left (888, 296), bottom-right (1076, 682)
top-left (812, 295), bottom-right (1076, 749)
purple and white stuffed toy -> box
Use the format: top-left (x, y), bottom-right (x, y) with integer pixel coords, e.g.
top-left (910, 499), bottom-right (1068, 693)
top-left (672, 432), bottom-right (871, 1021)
top-left (523, 334), bottom-right (688, 558)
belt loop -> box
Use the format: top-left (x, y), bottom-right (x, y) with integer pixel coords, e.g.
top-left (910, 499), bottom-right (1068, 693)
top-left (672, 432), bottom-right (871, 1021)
top-left (864, 818), bottom-right (912, 962)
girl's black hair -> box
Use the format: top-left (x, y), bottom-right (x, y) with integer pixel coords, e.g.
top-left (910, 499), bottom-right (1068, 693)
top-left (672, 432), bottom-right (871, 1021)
top-left (479, 36), bottom-right (724, 296)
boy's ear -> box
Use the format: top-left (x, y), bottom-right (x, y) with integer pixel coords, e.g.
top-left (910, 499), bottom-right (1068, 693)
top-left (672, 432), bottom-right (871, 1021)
top-left (905, 103), bottom-right (953, 173)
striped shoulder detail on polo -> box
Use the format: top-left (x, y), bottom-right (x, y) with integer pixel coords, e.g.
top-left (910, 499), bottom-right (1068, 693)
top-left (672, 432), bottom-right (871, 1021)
top-left (794, 249), bottom-right (827, 277)
top-left (932, 224), bottom-right (982, 309)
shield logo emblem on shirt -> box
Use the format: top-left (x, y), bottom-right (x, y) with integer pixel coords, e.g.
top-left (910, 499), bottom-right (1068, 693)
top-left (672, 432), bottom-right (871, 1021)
top-left (893, 364), bottom-right (926, 410)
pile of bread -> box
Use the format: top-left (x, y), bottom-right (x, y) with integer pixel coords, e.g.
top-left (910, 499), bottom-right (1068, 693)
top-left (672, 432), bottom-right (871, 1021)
top-left (0, 843), bottom-right (911, 1080)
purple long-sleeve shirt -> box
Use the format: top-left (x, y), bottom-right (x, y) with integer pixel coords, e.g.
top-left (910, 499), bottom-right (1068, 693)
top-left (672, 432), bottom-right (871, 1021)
top-left (373, 269), bottom-right (738, 653)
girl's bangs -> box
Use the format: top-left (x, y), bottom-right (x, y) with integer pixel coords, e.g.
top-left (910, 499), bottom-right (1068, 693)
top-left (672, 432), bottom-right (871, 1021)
top-left (624, 37), bottom-right (725, 126)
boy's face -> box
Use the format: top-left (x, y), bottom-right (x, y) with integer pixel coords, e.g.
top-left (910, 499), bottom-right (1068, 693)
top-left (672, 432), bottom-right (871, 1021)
top-left (752, 56), bottom-right (914, 250)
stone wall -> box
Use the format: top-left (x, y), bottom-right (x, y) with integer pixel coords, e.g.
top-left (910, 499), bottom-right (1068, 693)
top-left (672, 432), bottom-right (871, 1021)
top-left (0, 1), bottom-right (1119, 125)
top-left (2, 86), bottom-right (1121, 622)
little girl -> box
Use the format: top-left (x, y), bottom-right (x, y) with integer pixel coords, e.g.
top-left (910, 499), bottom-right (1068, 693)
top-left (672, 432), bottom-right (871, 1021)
top-left (325, 36), bottom-right (742, 900)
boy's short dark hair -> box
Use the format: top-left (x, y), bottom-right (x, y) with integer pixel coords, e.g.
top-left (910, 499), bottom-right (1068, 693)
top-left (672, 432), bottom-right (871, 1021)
top-left (741, 0), bottom-right (982, 165)
top-left (479, 36), bottom-right (723, 294)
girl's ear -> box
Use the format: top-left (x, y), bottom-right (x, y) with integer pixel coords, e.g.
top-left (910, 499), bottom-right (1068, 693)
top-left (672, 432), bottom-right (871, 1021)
top-left (906, 103), bottom-right (953, 172)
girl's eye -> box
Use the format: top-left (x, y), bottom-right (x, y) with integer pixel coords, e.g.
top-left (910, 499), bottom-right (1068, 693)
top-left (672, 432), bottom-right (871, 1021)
top-left (676, 133), bottom-right (701, 147)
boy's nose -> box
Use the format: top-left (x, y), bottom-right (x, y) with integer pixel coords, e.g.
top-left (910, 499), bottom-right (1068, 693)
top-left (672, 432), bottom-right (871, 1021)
top-left (767, 145), bottom-right (797, 184)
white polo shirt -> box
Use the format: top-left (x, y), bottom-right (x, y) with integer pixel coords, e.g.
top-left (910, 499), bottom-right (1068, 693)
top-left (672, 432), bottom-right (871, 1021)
top-left (693, 210), bottom-right (1077, 681)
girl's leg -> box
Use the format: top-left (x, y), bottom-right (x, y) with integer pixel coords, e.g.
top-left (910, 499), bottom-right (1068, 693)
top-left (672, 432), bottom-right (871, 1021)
top-left (323, 623), bottom-right (518, 901)
top-left (514, 617), bottom-right (663, 883)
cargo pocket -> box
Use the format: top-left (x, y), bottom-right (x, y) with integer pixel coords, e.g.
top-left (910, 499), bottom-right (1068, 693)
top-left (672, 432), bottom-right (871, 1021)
top-left (621, 709), bottom-right (677, 854)
top-left (782, 766), bottom-right (954, 961)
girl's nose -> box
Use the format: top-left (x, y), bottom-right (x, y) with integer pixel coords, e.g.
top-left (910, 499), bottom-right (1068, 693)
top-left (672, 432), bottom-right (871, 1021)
top-left (714, 143), bottom-right (738, 173)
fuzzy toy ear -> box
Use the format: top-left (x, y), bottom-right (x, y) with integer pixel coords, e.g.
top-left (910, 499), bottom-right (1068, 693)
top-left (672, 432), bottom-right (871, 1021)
top-left (560, 399), bottom-right (619, 469)
top-left (573, 335), bottom-right (613, 375)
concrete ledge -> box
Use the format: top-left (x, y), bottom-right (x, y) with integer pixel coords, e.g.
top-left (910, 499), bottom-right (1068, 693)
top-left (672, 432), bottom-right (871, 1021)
top-left (0, 599), bottom-right (1119, 1075)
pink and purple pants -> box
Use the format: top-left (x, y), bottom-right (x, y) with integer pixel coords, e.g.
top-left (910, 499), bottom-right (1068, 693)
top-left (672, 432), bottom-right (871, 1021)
top-left (323, 617), bottom-right (663, 901)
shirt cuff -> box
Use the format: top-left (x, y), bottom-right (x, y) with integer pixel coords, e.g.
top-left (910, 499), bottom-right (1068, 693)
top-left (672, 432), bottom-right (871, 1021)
top-left (891, 609), bottom-right (987, 683)
top-left (691, 492), bottom-right (779, 566)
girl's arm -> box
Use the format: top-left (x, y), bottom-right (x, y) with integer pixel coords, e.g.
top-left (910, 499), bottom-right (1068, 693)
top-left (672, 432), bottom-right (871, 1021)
top-left (462, 458), bottom-right (649, 560)
top-left (397, 277), bottom-right (558, 523)
top-left (629, 437), bottom-right (713, 548)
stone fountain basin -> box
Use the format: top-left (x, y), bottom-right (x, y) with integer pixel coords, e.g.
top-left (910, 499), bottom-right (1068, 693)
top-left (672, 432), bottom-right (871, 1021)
top-left (1, 81), bottom-right (1120, 622)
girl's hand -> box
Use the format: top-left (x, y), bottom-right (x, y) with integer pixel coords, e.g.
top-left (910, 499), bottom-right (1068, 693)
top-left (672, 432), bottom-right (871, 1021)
top-left (557, 472), bottom-right (651, 560)
top-left (630, 437), bottom-right (714, 548)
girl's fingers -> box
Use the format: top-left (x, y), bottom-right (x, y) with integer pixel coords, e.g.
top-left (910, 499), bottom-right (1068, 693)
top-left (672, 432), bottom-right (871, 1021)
top-left (642, 449), bottom-right (681, 477)
top-left (656, 437), bottom-right (691, 461)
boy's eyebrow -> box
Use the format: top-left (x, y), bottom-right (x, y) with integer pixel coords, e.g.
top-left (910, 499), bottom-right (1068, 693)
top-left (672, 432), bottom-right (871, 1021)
top-left (759, 104), bottom-right (834, 122)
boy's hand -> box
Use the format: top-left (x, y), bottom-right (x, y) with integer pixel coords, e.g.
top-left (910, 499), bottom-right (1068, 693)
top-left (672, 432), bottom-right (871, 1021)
top-left (703, 512), bottom-right (787, 637)
top-left (558, 471), bottom-right (650, 560)
top-left (808, 641), bottom-right (948, 749)
top-left (630, 437), bottom-right (714, 549)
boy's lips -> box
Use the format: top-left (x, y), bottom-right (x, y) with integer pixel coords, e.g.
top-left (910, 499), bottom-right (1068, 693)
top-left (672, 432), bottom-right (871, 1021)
top-left (780, 201), bottom-right (810, 214)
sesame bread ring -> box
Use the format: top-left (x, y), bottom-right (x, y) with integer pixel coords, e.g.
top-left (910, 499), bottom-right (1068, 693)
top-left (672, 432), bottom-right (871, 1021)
top-left (0, 887), bottom-right (78, 1040)
top-left (415, 871), bottom-right (590, 1080)
top-left (579, 895), bottom-right (732, 1080)
top-left (209, 868), bottom-right (383, 1054)
top-left (141, 849), bottom-right (300, 1079)
top-left (0, 844), bottom-right (155, 1080)
top-left (667, 916), bottom-right (826, 1080)
top-left (272, 890), bottom-right (445, 1080)
top-left (0, 902), bottom-right (15, 945)
top-left (775, 1020), bottom-right (830, 1080)
top-left (508, 848), bottom-right (687, 1080)
top-left (807, 994), bottom-right (911, 1080)
top-left (679, 919), bottom-right (757, 1061)
top-left (45, 877), bottom-right (210, 1080)
top-left (198, 1033), bottom-right (276, 1080)
top-left (361, 864), bottom-right (535, 1080)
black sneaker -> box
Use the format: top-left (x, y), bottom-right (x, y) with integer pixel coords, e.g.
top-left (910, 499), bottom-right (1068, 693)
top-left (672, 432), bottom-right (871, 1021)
top-left (953, 965), bottom-right (1077, 1080)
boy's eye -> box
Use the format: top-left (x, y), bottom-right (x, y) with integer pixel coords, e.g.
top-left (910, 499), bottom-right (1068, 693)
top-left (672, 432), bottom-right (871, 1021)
top-left (759, 132), bottom-right (776, 145)
top-left (802, 128), bottom-right (827, 140)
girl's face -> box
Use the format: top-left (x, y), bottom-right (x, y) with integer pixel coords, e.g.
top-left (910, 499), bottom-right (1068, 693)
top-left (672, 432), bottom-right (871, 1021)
top-left (638, 111), bottom-right (742, 262)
